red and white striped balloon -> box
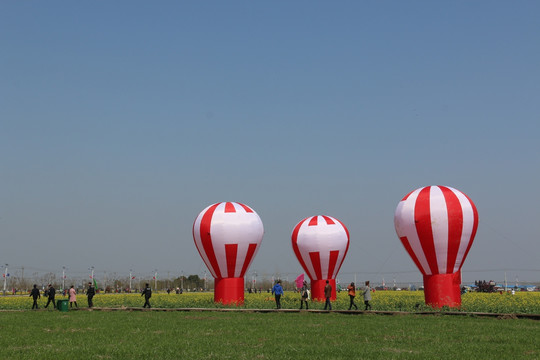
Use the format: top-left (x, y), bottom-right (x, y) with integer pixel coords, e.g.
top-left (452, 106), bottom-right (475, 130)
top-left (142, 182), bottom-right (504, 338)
top-left (193, 202), bottom-right (263, 304)
top-left (394, 186), bottom-right (478, 307)
top-left (291, 215), bottom-right (350, 300)
top-left (394, 186), bottom-right (478, 276)
top-left (193, 202), bottom-right (263, 279)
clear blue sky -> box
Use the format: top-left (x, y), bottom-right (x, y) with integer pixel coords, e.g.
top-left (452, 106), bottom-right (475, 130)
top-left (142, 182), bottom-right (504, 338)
top-left (1, 1), bottom-right (539, 285)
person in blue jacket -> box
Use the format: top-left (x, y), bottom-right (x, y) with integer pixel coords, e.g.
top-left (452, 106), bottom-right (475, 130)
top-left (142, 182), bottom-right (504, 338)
top-left (271, 280), bottom-right (284, 309)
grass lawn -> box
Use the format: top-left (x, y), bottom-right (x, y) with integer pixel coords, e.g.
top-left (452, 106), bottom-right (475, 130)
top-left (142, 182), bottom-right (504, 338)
top-left (0, 310), bottom-right (538, 359)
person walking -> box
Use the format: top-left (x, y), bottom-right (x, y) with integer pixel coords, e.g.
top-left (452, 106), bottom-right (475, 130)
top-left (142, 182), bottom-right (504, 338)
top-left (142, 283), bottom-right (152, 308)
top-left (44, 284), bottom-right (56, 309)
top-left (323, 280), bottom-right (332, 310)
top-left (86, 282), bottom-right (96, 308)
top-left (271, 280), bottom-right (284, 309)
top-left (363, 281), bottom-right (372, 310)
top-left (30, 284), bottom-right (40, 309)
top-left (299, 281), bottom-right (309, 310)
top-left (347, 282), bottom-right (358, 310)
top-left (68, 285), bottom-right (78, 308)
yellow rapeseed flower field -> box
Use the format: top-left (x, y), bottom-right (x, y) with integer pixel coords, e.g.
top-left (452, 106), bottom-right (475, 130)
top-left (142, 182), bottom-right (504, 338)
top-left (1, 290), bottom-right (539, 313)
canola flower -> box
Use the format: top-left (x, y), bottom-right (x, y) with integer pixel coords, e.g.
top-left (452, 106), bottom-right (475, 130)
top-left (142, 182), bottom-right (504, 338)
top-left (1, 291), bottom-right (539, 313)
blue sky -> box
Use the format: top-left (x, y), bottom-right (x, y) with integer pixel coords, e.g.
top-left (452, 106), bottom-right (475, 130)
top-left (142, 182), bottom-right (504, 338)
top-left (1, 1), bottom-right (539, 285)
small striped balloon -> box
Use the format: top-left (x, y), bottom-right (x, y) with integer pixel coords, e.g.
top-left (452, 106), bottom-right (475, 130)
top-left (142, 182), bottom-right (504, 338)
top-left (291, 215), bottom-right (350, 300)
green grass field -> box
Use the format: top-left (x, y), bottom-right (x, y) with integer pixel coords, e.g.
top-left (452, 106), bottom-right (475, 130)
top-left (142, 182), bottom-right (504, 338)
top-left (0, 310), bottom-right (538, 359)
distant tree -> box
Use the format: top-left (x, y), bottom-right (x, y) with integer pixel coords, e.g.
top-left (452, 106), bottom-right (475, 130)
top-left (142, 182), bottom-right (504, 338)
top-left (187, 275), bottom-right (202, 290)
top-left (40, 272), bottom-right (56, 287)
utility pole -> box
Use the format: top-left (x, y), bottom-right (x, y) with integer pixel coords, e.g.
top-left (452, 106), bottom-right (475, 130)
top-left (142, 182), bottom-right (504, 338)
top-left (3, 264), bottom-right (8, 296)
top-left (129, 269), bottom-right (133, 292)
top-left (154, 270), bottom-right (158, 290)
top-left (62, 266), bottom-right (66, 292)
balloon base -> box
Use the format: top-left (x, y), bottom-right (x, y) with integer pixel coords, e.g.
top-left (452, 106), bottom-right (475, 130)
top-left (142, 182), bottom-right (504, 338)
top-left (310, 279), bottom-right (336, 301)
top-left (423, 272), bottom-right (461, 308)
top-left (214, 277), bottom-right (244, 305)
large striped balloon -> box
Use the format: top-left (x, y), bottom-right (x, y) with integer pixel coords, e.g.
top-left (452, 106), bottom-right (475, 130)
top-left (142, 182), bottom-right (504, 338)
top-left (291, 215), bottom-right (350, 301)
top-left (193, 202), bottom-right (264, 304)
top-left (394, 186), bottom-right (478, 307)
top-left (394, 186), bottom-right (478, 275)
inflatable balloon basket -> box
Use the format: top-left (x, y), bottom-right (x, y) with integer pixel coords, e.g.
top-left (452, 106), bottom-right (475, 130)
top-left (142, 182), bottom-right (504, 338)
top-left (423, 271), bottom-right (462, 308)
top-left (310, 279), bottom-right (337, 301)
top-left (214, 277), bottom-right (244, 305)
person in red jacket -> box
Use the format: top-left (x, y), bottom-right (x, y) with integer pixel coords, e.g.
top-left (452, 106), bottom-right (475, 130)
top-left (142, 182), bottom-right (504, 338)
top-left (347, 282), bottom-right (358, 310)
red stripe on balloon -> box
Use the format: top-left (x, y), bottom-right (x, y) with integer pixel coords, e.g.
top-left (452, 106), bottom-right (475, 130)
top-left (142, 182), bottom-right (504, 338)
top-left (224, 202), bottom-right (236, 213)
top-left (238, 203), bottom-right (254, 213)
top-left (401, 190), bottom-right (415, 201)
top-left (441, 186), bottom-right (463, 274)
top-left (239, 243), bottom-right (258, 277)
top-left (415, 187), bottom-right (439, 274)
top-left (199, 203), bottom-right (222, 279)
top-left (308, 216), bottom-right (318, 226)
top-left (322, 216), bottom-right (335, 225)
top-left (225, 244), bottom-right (238, 278)
top-left (291, 218), bottom-right (315, 280)
top-left (309, 251), bottom-right (323, 279)
top-left (459, 193), bottom-right (479, 271)
top-left (400, 236), bottom-right (426, 275)
top-left (333, 218), bottom-right (350, 276)
top-left (327, 250), bottom-right (339, 278)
